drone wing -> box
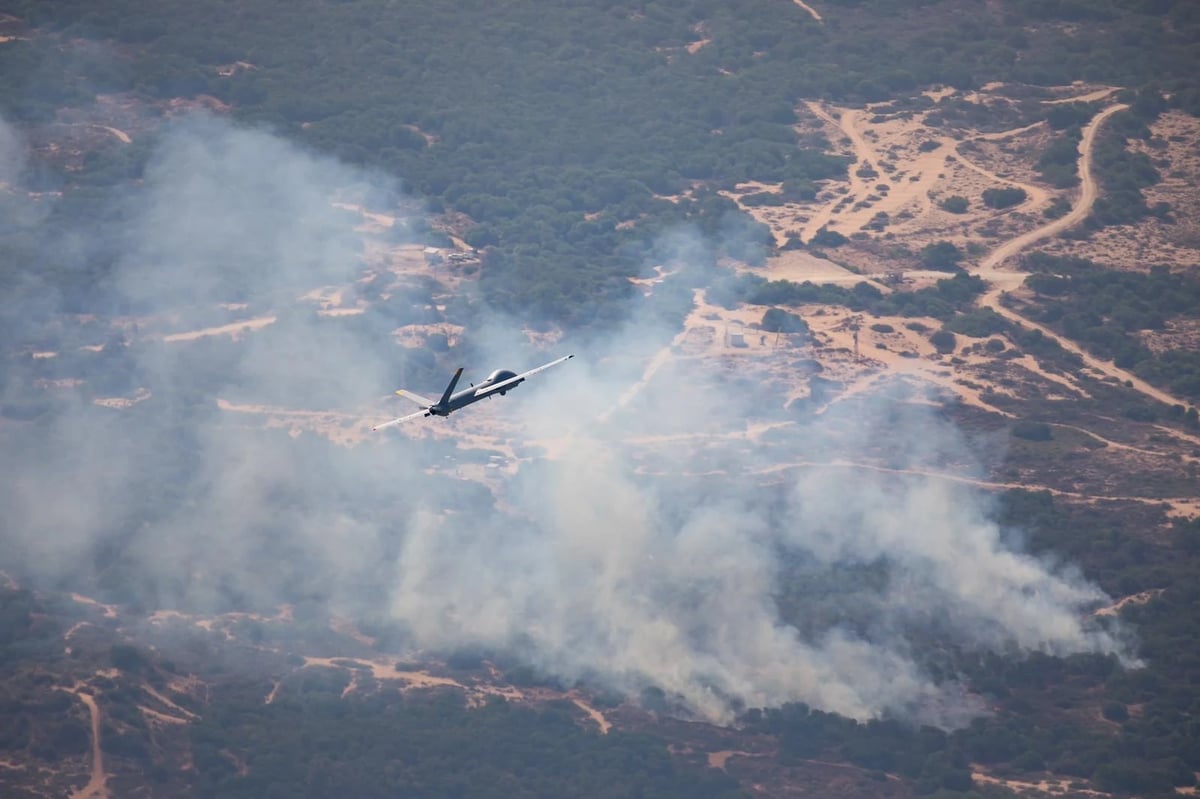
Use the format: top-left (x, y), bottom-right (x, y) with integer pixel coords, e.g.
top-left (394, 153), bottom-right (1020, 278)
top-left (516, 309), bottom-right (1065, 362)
top-left (372, 408), bottom-right (431, 432)
top-left (474, 354), bottom-right (574, 399)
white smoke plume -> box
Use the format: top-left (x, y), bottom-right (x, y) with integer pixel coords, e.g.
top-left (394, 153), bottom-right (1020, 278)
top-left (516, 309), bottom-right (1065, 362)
top-left (1, 112), bottom-right (1131, 729)
top-left (386, 351), bottom-right (1127, 726)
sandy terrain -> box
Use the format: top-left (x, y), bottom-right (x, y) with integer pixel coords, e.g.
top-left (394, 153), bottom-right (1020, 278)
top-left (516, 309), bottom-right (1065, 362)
top-left (1042, 86), bottom-right (1119, 105)
top-left (638, 286), bottom-right (1020, 419)
top-left (48, 122), bottom-right (132, 145)
top-left (70, 594), bottom-right (118, 618)
top-left (393, 321), bottom-right (464, 349)
top-left (162, 315), bottom-right (277, 343)
top-left (92, 388), bottom-right (152, 409)
top-left (290, 656), bottom-right (612, 732)
top-left (1092, 589), bottom-right (1164, 618)
top-left (69, 123), bottom-right (131, 144)
top-left (740, 248), bottom-right (885, 289)
top-left (727, 92), bottom-right (1191, 414)
top-left (708, 750), bottom-right (770, 770)
top-left (627, 264), bottom-right (678, 294)
top-left (571, 698), bottom-right (612, 734)
top-left (792, 1), bottom-right (821, 22)
top-left (147, 610), bottom-right (606, 724)
top-left (62, 687), bottom-right (108, 799)
top-left (216, 399), bottom-right (374, 446)
top-left (332, 202), bottom-right (398, 232)
top-left (139, 706), bottom-right (191, 726)
top-left (972, 767), bottom-right (1109, 797)
top-left (963, 102), bottom-right (1196, 409)
top-left (302, 656), bottom-right (463, 689)
top-left (1037, 108), bottom-right (1200, 271)
top-left (142, 684), bottom-right (198, 721)
top-left (725, 85), bottom-right (1148, 260)
top-left (796, 102), bottom-right (953, 244)
top-left (976, 104), bottom-right (1129, 275)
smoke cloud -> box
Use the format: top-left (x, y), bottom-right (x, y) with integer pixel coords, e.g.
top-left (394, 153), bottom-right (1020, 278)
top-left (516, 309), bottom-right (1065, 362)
top-left (0, 115), bottom-right (24, 186)
top-left (1, 112), bottom-right (1131, 728)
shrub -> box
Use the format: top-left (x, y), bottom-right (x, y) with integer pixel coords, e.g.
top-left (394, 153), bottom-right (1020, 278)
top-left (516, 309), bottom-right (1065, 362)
top-left (920, 241), bottom-right (964, 272)
top-left (762, 308), bottom-right (809, 334)
top-left (930, 329), bottom-right (957, 354)
top-left (1012, 421), bottom-right (1053, 441)
top-left (1101, 701), bottom-right (1129, 722)
top-left (810, 227), bottom-right (848, 247)
top-left (110, 644), bottom-right (149, 673)
top-left (983, 187), bottom-right (1028, 209)
top-left (1122, 404), bottom-right (1158, 423)
top-left (941, 195), bottom-right (968, 214)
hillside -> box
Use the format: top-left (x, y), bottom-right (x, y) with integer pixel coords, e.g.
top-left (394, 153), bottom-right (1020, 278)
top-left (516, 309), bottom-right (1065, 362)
top-left (3, 1), bottom-right (1200, 798)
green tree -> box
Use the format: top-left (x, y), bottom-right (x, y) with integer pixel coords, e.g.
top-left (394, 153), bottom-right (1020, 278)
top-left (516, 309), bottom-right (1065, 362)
top-left (921, 241), bottom-right (964, 272)
top-left (761, 308), bottom-right (809, 334)
top-left (982, 187), bottom-right (1028, 209)
top-left (930, 329), bottom-right (957, 354)
top-left (941, 195), bottom-right (969, 214)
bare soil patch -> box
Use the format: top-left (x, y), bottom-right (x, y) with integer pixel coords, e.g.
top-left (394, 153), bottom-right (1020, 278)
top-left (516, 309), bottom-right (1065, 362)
top-left (162, 315), bottom-right (277, 343)
top-left (792, 0), bottom-right (822, 22)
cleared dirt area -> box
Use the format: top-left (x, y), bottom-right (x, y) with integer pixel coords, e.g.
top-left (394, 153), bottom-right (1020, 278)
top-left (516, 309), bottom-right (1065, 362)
top-left (161, 315), bottom-right (277, 343)
top-left (1092, 589), bottom-right (1165, 618)
top-left (729, 85), bottom-right (1135, 261)
top-left (281, 656), bottom-right (612, 732)
top-left (972, 767), bottom-right (1110, 798)
top-left (727, 94), bottom-right (1196, 415)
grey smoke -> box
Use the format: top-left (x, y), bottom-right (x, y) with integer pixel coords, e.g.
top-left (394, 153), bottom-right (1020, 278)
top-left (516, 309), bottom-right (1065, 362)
top-left (0, 114), bottom-right (24, 186)
top-left (1, 112), bottom-right (1132, 728)
top-left (115, 115), bottom-right (369, 311)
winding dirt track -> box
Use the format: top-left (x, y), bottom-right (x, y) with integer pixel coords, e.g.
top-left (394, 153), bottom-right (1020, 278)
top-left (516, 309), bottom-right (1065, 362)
top-left (792, 0), bottom-right (822, 22)
top-left (977, 104), bottom-right (1128, 276)
top-left (69, 690), bottom-right (108, 799)
top-left (972, 103), bottom-right (1191, 409)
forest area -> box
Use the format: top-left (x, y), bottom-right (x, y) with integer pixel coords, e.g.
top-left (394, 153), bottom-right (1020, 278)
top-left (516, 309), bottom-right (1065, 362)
top-left (3, 0), bottom-right (1200, 326)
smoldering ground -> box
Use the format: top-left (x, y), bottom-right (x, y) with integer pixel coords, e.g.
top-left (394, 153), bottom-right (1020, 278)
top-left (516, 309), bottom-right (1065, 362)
top-left (1, 112), bottom-right (1132, 728)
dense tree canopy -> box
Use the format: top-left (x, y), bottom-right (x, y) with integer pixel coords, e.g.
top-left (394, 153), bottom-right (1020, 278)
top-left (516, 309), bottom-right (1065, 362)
top-left (5, 0), bottom-right (1200, 323)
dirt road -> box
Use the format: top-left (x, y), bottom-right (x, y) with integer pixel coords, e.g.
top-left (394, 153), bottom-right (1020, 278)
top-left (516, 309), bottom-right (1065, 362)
top-left (792, 0), bottom-right (822, 22)
top-left (69, 689), bottom-right (108, 799)
top-left (977, 103), bottom-right (1128, 277)
top-left (971, 103), bottom-right (1193, 410)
